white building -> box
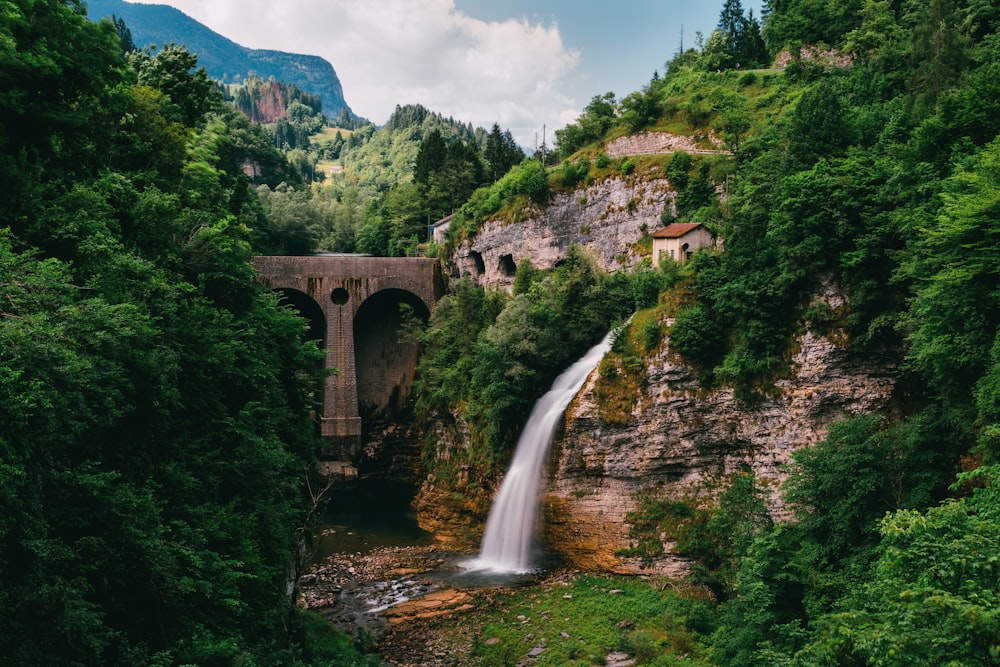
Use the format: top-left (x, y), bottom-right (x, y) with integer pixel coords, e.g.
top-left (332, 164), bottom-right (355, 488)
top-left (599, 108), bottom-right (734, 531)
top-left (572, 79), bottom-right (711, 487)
top-left (651, 222), bottom-right (715, 264)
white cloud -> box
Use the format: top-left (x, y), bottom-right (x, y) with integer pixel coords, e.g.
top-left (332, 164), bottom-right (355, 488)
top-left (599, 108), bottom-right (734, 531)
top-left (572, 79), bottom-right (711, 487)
top-left (131, 0), bottom-right (581, 147)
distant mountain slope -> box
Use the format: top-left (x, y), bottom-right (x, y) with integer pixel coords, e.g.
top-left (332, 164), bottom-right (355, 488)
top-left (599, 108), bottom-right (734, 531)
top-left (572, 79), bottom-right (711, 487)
top-left (86, 0), bottom-right (357, 121)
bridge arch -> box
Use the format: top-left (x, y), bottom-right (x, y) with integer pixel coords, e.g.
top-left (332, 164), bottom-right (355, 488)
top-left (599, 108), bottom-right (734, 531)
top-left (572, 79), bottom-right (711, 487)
top-left (355, 288), bottom-right (431, 420)
top-left (275, 287), bottom-right (326, 344)
top-left (252, 255), bottom-right (444, 450)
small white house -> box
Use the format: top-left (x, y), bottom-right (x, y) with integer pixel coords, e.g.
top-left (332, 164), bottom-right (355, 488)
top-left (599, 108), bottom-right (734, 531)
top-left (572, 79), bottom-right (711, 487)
top-left (651, 222), bottom-right (715, 264)
top-left (430, 213), bottom-right (454, 244)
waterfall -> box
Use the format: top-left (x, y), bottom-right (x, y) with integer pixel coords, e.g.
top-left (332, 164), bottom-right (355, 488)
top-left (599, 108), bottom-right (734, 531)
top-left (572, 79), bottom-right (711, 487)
top-left (463, 327), bottom-right (619, 574)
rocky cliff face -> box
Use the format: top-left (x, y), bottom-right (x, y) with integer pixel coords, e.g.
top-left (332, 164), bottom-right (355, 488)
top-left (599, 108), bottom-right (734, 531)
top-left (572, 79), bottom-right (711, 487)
top-left (453, 176), bottom-right (675, 289)
top-left (542, 303), bottom-right (896, 575)
top-left (412, 285), bottom-right (897, 572)
top-left (426, 171), bottom-right (898, 574)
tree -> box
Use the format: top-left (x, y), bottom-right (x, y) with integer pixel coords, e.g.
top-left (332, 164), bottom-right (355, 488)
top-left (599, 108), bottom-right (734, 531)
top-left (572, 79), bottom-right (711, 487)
top-left (129, 43), bottom-right (219, 127)
top-left (786, 79), bottom-right (850, 165)
top-left (620, 84), bottom-right (660, 130)
top-left (796, 468), bottom-right (1000, 665)
top-left (718, 0), bottom-right (747, 52)
top-left (414, 128), bottom-right (447, 186)
top-left (113, 14), bottom-right (135, 56)
top-left (904, 137), bottom-right (1000, 417)
top-left (0, 4), bottom-right (368, 662)
top-left (555, 92), bottom-right (617, 158)
top-left (701, 29), bottom-right (736, 71)
top-left (484, 123), bottom-right (524, 182)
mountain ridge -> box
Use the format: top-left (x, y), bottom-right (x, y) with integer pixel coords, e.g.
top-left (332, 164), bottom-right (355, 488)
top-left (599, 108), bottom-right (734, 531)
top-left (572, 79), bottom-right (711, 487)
top-left (86, 0), bottom-right (357, 122)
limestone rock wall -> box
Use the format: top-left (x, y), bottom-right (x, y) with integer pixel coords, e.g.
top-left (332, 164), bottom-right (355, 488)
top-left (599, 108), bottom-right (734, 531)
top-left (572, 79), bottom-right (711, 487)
top-left (542, 317), bottom-right (896, 575)
top-left (452, 177), bottom-right (675, 290)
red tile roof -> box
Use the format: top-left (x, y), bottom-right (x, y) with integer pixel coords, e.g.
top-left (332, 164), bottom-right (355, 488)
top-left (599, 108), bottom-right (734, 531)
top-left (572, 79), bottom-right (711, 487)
top-left (651, 222), bottom-right (704, 239)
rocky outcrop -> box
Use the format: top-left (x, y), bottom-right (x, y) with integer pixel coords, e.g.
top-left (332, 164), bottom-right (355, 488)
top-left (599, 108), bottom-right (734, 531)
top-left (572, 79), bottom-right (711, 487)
top-left (453, 177), bottom-right (675, 290)
top-left (542, 305), bottom-right (896, 575)
top-left (412, 420), bottom-right (494, 550)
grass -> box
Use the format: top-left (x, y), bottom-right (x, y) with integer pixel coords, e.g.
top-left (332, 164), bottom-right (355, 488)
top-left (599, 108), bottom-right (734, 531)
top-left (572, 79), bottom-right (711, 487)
top-left (311, 125), bottom-right (353, 142)
top-left (458, 573), bottom-right (714, 666)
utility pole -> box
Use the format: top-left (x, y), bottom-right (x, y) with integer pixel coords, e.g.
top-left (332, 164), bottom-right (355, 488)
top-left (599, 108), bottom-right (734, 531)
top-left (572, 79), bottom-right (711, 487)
top-left (540, 124), bottom-right (547, 166)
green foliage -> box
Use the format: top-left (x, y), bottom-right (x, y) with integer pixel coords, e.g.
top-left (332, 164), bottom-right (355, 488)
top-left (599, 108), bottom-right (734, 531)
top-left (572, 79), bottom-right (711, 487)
top-left (0, 4), bottom-right (363, 663)
top-left (669, 301), bottom-right (724, 369)
top-left (453, 159), bottom-right (551, 238)
top-left (483, 122), bottom-right (525, 182)
top-left (554, 92), bottom-right (617, 158)
top-left (416, 248), bottom-right (642, 471)
top-left (786, 413), bottom-right (964, 565)
top-left (794, 467), bottom-right (1000, 665)
top-left (620, 83), bottom-right (662, 131)
top-left (129, 43), bottom-right (219, 127)
top-left (902, 137), bottom-right (1000, 422)
top-left (761, 0), bottom-right (865, 53)
top-left (621, 471), bottom-right (773, 601)
top-left (469, 248), bottom-right (630, 456)
top-left (557, 158), bottom-right (590, 189)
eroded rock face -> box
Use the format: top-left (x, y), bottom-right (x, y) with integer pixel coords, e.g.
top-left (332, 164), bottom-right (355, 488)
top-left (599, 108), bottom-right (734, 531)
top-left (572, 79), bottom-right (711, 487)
top-left (543, 319), bottom-right (896, 575)
top-left (412, 420), bottom-right (493, 550)
top-left (453, 177), bottom-right (675, 290)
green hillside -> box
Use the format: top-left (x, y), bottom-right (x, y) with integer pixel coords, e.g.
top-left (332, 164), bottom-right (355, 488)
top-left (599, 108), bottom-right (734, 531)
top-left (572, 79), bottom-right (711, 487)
top-left (410, 1), bottom-right (1000, 664)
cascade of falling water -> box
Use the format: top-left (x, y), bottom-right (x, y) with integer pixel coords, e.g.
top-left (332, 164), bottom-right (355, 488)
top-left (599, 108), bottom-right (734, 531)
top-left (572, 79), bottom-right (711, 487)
top-left (463, 327), bottom-right (619, 574)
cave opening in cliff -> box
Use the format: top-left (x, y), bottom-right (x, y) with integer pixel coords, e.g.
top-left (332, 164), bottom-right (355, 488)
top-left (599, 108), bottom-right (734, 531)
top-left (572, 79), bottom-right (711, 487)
top-left (470, 250), bottom-right (485, 275)
top-left (499, 254), bottom-right (516, 277)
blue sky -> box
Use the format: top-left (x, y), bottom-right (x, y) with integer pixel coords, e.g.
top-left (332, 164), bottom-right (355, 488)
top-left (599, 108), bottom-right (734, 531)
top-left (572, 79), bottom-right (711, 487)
top-left (457, 1), bottom-right (766, 102)
top-left (131, 0), bottom-right (764, 146)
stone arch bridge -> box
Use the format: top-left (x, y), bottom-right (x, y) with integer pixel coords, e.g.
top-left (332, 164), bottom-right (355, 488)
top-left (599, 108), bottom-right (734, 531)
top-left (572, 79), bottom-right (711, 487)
top-left (253, 255), bottom-right (444, 453)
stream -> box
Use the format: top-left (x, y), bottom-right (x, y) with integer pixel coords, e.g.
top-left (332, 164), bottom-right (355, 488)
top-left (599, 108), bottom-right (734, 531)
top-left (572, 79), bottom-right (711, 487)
top-left (299, 478), bottom-right (540, 643)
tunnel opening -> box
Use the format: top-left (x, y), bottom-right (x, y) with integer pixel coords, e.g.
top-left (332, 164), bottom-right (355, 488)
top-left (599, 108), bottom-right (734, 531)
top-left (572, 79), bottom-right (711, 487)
top-left (353, 289), bottom-right (431, 422)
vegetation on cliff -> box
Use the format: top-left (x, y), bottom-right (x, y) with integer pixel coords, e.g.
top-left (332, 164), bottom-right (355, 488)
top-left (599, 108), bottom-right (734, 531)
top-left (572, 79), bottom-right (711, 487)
top-left (408, 0), bottom-right (1000, 663)
top-left (563, 0), bottom-right (1000, 663)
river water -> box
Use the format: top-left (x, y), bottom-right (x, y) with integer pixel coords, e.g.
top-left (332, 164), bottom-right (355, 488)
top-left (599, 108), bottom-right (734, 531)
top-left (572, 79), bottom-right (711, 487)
top-left (311, 479), bottom-right (434, 561)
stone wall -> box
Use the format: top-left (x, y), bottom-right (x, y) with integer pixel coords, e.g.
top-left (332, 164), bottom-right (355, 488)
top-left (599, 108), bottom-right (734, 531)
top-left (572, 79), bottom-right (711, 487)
top-left (604, 131), bottom-right (724, 158)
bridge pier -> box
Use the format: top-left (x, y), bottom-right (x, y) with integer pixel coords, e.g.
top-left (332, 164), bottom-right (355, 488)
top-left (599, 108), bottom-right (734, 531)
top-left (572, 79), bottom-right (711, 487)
top-left (322, 296), bottom-right (362, 439)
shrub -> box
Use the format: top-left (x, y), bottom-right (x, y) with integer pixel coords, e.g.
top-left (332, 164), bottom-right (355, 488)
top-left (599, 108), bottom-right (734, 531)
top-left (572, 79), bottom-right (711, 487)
top-left (669, 301), bottom-right (723, 367)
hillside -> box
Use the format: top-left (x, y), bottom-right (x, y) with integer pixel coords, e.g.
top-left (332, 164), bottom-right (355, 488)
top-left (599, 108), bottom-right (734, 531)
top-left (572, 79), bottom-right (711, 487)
top-left (86, 0), bottom-right (358, 122)
top-left (401, 1), bottom-right (1000, 664)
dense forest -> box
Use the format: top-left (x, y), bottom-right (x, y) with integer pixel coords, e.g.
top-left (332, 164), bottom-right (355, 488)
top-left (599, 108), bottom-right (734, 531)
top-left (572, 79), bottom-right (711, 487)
top-left (0, 1), bottom-right (376, 664)
top-left (4, 0), bottom-right (1000, 664)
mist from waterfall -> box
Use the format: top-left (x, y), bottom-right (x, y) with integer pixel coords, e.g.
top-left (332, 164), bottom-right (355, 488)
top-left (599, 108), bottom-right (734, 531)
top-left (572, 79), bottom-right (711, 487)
top-left (462, 327), bottom-right (619, 574)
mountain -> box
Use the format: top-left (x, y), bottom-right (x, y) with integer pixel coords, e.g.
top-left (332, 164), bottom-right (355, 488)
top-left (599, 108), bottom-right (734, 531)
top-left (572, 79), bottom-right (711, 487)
top-left (86, 0), bottom-right (357, 121)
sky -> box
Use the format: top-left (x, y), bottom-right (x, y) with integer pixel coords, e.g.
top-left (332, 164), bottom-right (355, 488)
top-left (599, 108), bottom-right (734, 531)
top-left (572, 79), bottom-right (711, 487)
top-left (130, 0), bottom-right (764, 147)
